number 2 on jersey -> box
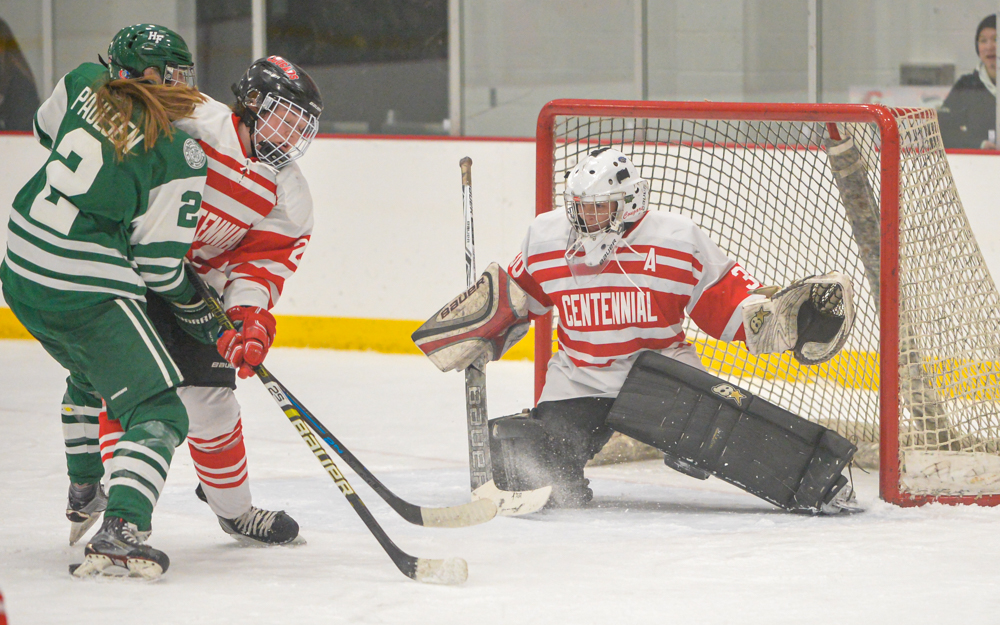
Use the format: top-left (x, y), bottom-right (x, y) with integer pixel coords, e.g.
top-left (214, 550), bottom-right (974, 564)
top-left (28, 127), bottom-right (103, 236)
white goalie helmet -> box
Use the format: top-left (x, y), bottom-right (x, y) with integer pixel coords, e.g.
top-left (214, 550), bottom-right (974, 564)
top-left (563, 148), bottom-right (649, 280)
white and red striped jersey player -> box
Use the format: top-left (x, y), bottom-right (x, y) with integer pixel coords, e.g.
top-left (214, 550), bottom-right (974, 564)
top-left (508, 205), bottom-right (762, 404)
top-left (100, 95), bottom-right (314, 521)
top-left (178, 98), bottom-right (313, 310)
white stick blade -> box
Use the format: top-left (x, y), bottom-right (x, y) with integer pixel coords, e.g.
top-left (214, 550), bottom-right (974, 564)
top-left (419, 497), bottom-right (498, 528)
top-left (472, 480), bottom-right (551, 516)
top-left (415, 557), bottom-right (468, 585)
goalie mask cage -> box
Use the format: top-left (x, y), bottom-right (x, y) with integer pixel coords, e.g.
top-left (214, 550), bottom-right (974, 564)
top-left (534, 99), bottom-right (1000, 507)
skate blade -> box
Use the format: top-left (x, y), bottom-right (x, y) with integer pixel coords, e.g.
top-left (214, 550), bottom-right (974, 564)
top-left (68, 513), bottom-right (102, 546)
top-left (227, 533), bottom-right (307, 548)
top-left (822, 501), bottom-right (865, 515)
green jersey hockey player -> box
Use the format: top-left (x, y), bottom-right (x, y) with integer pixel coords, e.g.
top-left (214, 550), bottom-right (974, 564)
top-left (0, 24), bottom-right (216, 579)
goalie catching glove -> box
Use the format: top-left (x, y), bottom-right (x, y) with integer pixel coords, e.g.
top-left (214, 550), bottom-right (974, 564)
top-left (742, 272), bottom-right (855, 365)
top-left (412, 262), bottom-right (530, 372)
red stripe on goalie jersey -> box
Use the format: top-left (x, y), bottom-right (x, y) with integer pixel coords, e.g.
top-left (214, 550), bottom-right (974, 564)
top-left (508, 251), bottom-right (553, 315)
top-left (512, 211), bottom-right (758, 366)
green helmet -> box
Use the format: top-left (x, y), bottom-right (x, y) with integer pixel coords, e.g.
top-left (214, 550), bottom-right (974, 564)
top-left (107, 24), bottom-right (196, 86)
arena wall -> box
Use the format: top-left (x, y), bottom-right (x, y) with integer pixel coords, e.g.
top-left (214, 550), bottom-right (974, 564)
top-left (1, 132), bottom-right (999, 363)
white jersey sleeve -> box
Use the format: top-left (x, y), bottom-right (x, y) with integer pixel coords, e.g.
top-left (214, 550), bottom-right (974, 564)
top-left (33, 73), bottom-right (69, 150)
top-left (221, 164), bottom-right (314, 309)
top-left (129, 174), bottom-right (207, 302)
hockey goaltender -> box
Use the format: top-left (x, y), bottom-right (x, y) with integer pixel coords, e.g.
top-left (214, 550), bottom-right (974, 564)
top-left (413, 148), bottom-right (860, 516)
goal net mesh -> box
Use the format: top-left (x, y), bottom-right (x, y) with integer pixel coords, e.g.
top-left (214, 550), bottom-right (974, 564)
top-left (544, 107), bottom-right (1000, 501)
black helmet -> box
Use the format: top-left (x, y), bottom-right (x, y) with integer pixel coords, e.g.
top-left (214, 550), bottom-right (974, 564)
top-left (232, 56), bottom-right (322, 169)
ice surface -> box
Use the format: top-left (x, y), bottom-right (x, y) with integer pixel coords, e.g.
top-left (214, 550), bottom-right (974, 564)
top-left (1, 340), bottom-right (998, 624)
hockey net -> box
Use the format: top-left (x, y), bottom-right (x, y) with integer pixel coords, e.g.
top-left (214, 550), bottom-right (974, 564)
top-left (535, 99), bottom-right (1000, 506)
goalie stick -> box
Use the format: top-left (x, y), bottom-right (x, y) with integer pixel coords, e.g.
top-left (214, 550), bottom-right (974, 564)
top-left (185, 264), bottom-right (469, 585)
top-left (459, 157), bottom-right (551, 515)
top-left (823, 124), bottom-right (958, 455)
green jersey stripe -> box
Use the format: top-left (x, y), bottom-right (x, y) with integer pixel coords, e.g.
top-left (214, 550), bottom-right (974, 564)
top-left (5, 248), bottom-right (145, 294)
top-left (143, 268), bottom-right (185, 290)
top-left (4, 254), bottom-right (145, 300)
top-left (120, 298), bottom-right (183, 383)
top-left (10, 209), bottom-right (129, 259)
top-left (107, 476), bottom-right (158, 507)
top-left (64, 437), bottom-right (99, 449)
top-left (115, 439), bottom-right (171, 474)
top-left (7, 230), bottom-right (140, 285)
top-left (131, 242), bottom-right (194, 256)
top-left (111, 455), bottom-right (167, 490)
top-left (114, 299), bottom-right (179, 386)
top-left (61, 404), bottom-right (103, 417)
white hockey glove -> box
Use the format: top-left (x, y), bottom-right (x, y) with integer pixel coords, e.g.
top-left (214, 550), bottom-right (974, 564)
top-left (412, 262), bottom-right (530, 372)
top-left (742, 272), bottom-right (855, 365)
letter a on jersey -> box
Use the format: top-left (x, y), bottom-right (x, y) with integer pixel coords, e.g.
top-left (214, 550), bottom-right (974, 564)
top-left (643, 248), bottom-right (657, 272)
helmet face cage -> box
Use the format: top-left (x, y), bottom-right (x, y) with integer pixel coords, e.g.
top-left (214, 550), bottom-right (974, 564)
top-left (565, 192), bottom-right (626, 237)
top-left (163, 63), bottom-right (196, 87)
top-left (252, 92), bottom-right (319, 169)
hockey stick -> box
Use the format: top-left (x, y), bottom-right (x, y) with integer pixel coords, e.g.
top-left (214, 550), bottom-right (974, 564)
top-left (823, 126), bottom-right (958, 453)
top-left (459, 156), bottom-right (551, 515)
top-left (184, 270), bottom-right (493, 527)
top-left (185, 265), bottom-right (468, 584)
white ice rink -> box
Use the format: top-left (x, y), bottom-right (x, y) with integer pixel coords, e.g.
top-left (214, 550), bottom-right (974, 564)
top-left (1, 339), bottom-right (999, 624)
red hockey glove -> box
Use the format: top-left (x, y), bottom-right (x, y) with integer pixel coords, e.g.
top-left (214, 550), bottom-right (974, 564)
top-left (217, 306), bottom-right (277, 378)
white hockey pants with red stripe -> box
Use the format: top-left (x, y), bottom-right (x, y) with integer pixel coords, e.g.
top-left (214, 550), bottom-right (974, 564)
top-left (99, 386), bottom-right (252, 520)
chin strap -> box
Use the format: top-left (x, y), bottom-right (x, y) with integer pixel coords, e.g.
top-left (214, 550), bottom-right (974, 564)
top-left (231, 82), bottom-right (261, 159)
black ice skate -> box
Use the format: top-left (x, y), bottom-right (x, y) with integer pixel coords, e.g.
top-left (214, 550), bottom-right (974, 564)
top-left (70, 516), bottom-right (168, 580)
top-left (67, 482), bottom-right (108, 546)
top-left (196, 483), bottom-right (300, 545)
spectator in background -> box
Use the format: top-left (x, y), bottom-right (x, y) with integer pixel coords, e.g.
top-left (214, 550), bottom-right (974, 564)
top-left (940, 14), bottom-right (997, 149)
top-left (0, 17), bottom-right (40, 131)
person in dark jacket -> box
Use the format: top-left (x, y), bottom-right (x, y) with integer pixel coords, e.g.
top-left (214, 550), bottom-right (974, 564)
top-left (940, 14), bottom-right (997, 149)
top-left (0, 17), bottom-right (40, 131)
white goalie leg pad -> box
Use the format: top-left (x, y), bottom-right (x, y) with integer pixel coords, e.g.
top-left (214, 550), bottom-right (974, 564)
top-left (412, 262), bottom-right (530, 372)
top-left (742, 272), bottom-right (855, 365)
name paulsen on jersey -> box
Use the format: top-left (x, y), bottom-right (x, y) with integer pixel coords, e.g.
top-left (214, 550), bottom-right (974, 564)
top-left (70, 85), bottom-right (144, 151)
top-left (560, 290), bottom-right (659, 328)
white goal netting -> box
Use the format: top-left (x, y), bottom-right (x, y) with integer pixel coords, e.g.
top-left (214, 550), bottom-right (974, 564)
top-left (541, 103), bottom-right (1000, 503)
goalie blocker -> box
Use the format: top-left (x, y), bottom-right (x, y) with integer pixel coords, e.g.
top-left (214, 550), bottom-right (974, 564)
top-left (412, 262), bottom-right (530, 371)
top-left (608, 351), bottom-right (857, 513)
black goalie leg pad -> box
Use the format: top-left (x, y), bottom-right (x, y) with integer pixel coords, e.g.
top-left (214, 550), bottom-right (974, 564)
top-left (606, 352), bottom-right (857, 512)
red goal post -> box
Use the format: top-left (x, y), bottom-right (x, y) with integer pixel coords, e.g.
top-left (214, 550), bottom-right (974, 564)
top-left (533, 99), bottom-right (1000, 507)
